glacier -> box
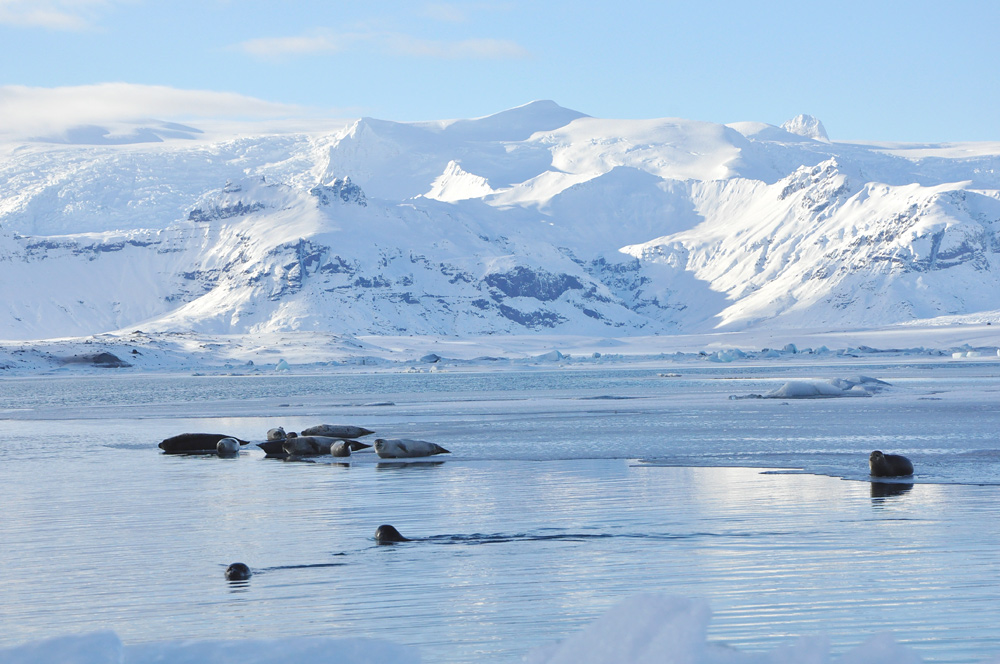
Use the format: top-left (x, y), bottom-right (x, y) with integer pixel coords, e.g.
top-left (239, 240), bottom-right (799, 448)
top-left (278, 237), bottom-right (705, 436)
top-left (3, 100), bottom-right (1000, 344)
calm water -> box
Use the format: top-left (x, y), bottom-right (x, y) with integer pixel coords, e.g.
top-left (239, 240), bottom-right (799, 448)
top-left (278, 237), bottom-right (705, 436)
top-left (1, 361), bottom-right (999, 662)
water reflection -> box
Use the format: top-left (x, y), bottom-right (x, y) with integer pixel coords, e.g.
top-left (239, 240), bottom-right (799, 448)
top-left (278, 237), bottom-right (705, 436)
top-left (376, 461), bottom-right (446, 471)
top-left (870, 481), bottom-right (914, 502)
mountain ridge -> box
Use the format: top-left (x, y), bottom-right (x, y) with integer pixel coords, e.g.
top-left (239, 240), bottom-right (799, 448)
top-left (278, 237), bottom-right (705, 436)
top-left (2, 102), bottom-right (1000, 341)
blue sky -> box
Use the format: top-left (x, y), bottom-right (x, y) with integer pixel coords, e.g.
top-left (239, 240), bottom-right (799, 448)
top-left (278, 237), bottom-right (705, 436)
top-left (1, 0), bottom-right (998, 142)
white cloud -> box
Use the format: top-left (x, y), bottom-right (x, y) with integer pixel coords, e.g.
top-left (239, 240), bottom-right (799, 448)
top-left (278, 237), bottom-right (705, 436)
top-left (0, 0), bottom-right (117, 31)
top-left (0, 83), bottom-right (303, 138)
top-left (389, 35), bottom-right (528, 59)
top-left (237, 32), bottom-right (348, 58)
top-left (236, 29), bottom-right (528, 61)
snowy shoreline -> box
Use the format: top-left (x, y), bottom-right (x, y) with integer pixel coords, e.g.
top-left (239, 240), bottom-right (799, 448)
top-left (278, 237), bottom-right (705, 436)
top-left (2, 324), bottom-right (1000, 377)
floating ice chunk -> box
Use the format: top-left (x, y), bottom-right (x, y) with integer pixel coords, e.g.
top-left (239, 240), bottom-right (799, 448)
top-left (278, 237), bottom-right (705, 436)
top-left (274, 358), bottom-right (290, 371)
top-left (0, 633), bottom-right (420, 664)
top-left (765, 375), bottom-right (889, 399)
top-left (708, 349), bottom-right (745, 363)
top-left (767, 380), bottom-right (851, 399)
top-left (0, 631), bottom-right (121, 664)
top-left (525, 594), bottom-right (923, 664)
top-left (536, 350), bottom-right (565, 361)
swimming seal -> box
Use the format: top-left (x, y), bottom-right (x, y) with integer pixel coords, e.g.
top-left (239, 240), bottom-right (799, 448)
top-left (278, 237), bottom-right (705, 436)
top-left (301, 424), bottom-right (375, 439)
top-left (869, 450), bottom-right (914, 477)
top-left (225, 562), bottom-right (251, 581)
top-left (375, 525), bottom-right (411, 544)
top-left (374, 438), bottom-right (450, 459)
top-left (159, 433), bottom-right (249, 454)
top-left (216, 438), bottom-right (240, 457)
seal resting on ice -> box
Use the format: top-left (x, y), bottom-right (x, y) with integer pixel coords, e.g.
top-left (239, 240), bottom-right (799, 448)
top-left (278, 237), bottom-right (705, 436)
top-left (283, 436), bottom-right (372, 456)
top-left (300, 424), bottom-right (375, 439)
top-left (375, 525), bottom-right (411, 544)
top-left (159, 433), bottom-right (249, 454)
top-left (266, 427), bottom-right (286, 441)
top-left (216, 437), bottom-right (241, 457)
top-left (374, 438), bottom-right (450, 459)
top-left (869, 450), bottom-right (914, 477)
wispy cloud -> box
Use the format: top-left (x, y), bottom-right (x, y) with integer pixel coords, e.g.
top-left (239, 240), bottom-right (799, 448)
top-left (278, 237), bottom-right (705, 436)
top-left (238, 31), bottom-right (350, 58)
top-left (389, 34), bottom-right (527, 59)
top-left (236, 29), bottom-right (528, 61)
top-left (0, 0), bottom-right (117, 31)
top-left (0, 83), bottom-right (302, 138)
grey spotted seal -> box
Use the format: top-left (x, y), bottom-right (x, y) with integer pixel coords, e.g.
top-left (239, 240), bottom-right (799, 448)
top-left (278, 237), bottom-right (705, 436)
top-left (374, 438), bottom-right (450, 459)
top-left (225, 562), bottom-right (251, 581)
top-left (375, 525), bottom-right (411, 544)
top-left (330, 441), bottom-right (352, 457)
top-left (266, 427), bottom-right (286, 441)
top-left (216, 437), bottom-right (240, 457)
top-left (869, 450), bottom-right (914, 477)
top-left (283, 436), bottom-right (372, 457)
top-left (301, 424), bottom-right (375, 439)
top-left (159, 433), bottom-right (249, 454)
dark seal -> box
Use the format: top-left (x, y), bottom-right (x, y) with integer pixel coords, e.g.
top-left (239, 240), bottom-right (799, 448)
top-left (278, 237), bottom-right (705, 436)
top-left (225, 562), bottom-right (251, 581)
top-left (159, 433), bottom-right (249, 454)
top-left (869, 450), bottom-right (914, 477)
top-left (375, 525), bottom-right (411, 545)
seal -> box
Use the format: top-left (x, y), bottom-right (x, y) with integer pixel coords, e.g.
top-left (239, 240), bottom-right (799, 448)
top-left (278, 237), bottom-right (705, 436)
top-left (159, 433), bottom-right (249, 454)
top-left (216, 437), bottom-right (240, 457)
top-left (330, 441), bottom-right (352, 457)
top-left (374, 438), bottom-right (450, 459)
top-left (375, 525), bottom-right (411, 544)
top-left (283, 436), bottom-right (372, 456)
top-left (225, 562), bottom-right (251, 581)
top-left (301, 424), bottom-right (375, 439)
top-left (266, 427), bottom-right (286, 441)
top-left (869, 450), bottom-right (914, 477)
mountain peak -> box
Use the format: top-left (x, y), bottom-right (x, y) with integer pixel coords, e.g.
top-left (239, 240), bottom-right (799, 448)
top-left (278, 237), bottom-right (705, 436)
top-left (781, 114), bottom-right (829, 142)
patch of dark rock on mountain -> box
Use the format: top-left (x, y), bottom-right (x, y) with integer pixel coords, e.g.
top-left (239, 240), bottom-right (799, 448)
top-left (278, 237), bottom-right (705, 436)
top-left (497, 304), bottom-right (565, 328)
top-left (309, 177), bottom-right (367, 207)
top-left (484, 266), bottom-right (584, 301)
top-left (62, 352), bottom-right (131, 368)
top-left (188, 201), bottom-right (266, 222)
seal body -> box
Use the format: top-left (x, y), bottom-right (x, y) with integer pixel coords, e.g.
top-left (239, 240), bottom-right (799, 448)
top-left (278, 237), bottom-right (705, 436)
top-left (225, 562), bottom-right (251, 581)
top-left (216, 438), bottom-right (240, 457)
top-left (282, 436), bottom-right (332, 456)
top-left (374, 438), bottom-right (450, 459)
top-left (301, 424), bottom-right (375, 439)
top-left (375, 525), bottom-right (411, 544)
top-left (869, 450), bottom-right (914, 477)
top-left (330, 441), bottom-right (352, 457)
top-left (159, 433), bottom-right (248, 453)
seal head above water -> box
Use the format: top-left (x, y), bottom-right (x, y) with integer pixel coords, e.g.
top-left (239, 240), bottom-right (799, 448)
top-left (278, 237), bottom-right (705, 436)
top-left (225, 562), bottom-right (251, 581)
top-left (869, 450), bottom-right (914, 477)
top-left (375, 525), bottom-right (411, 544)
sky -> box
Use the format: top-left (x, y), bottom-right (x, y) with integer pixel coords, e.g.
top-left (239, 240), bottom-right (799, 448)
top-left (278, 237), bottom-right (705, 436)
top-left (1, 0), bottom-right (999, 143)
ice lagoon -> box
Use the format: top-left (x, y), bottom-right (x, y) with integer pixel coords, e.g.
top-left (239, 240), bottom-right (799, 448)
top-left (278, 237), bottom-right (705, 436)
top-left (2, 356), bottom-right (1000, 663)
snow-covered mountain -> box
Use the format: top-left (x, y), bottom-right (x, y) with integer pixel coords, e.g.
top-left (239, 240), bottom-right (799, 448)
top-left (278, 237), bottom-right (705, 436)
top-left (3, 100), bottom-right (1000, 341)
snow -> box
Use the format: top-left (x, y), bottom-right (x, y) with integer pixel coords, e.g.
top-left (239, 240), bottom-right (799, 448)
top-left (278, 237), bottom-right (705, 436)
top-left (0, 594), bottom-right (951, 664)
top-left (0, 633), bottom-right (419, 664)
top-left (5, 101), bottom-right (1000, 346)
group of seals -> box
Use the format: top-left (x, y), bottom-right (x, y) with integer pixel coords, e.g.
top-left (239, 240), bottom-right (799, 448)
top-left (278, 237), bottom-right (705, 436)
top-left (869, 450), bottom-right (914, 478)
top-left (257, 426), bottom-right (376, 459)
